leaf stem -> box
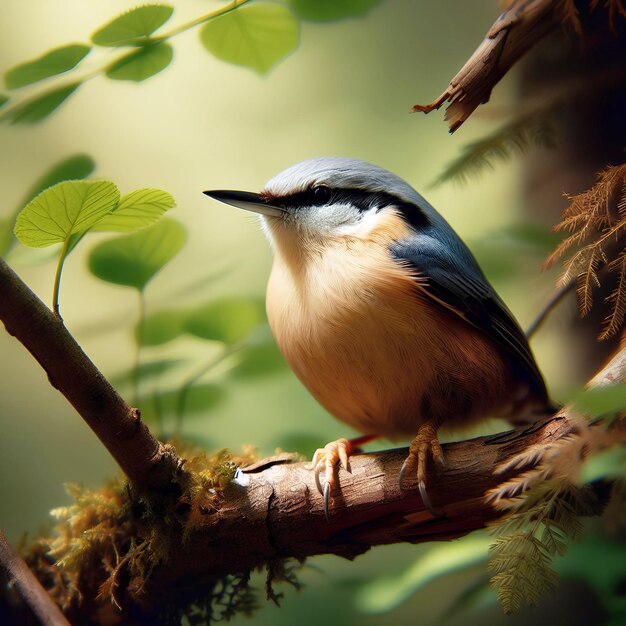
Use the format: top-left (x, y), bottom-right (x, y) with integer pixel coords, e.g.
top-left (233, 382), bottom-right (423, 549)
top-left (154, 0), bottom-right (253, 41)
top-left (525, 277), bottom-right (577, 338)
top-left (52, 238), bottom-right (71, 321)
top-left (134, 288), bottom-right (147, 407)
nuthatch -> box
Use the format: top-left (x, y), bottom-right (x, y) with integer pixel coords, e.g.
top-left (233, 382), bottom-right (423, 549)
top-left (205, 157), bottom-right (551, 515)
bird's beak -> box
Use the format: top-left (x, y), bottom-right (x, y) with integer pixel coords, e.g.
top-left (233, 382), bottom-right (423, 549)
top-left (203, 189), bottom-right (285, 218)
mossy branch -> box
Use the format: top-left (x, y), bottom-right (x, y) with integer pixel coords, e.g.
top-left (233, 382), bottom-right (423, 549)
top-left (1, 256), bottom-right (624, 623)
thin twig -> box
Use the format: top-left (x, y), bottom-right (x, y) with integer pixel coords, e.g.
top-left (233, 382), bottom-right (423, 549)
top-left (526, 276), bottom-right (578, 338)
top-left (0, 528), bottom-right (69, 625)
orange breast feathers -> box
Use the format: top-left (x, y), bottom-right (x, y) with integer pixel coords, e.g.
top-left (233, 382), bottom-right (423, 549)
top-left (265, 209), bottom-right (513, 439)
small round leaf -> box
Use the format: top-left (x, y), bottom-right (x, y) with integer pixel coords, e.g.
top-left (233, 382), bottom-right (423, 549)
top-left (92, 5), bottom-right (174, 47)
top-left (6, 84), bottom-right (80, 124)
top-left (14, 180), bottom-right (120, 247)
top-left (2, 155), bottom-right (96, 257)
top-left (93, 188), bottom-right (175, 231)
top-left (106, 43), bottom-right (173, 82)
top-left (185, 298), bottom-right (265, 344)
top-left (139, 383), bottom-right (225, 422)
top-left (4, 44), bottom-right (91, 89)
top-left (200, 3), bottom-right (299, 75)
top-left (228, 343), bottom-right (288, 379)
top-left (88, 218), bottom-right (186, 290)
top-left (136, 309), bottom-right (189, 346)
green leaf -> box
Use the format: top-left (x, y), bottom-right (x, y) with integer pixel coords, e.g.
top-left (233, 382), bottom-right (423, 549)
top-left (288, 0), bottom-right (383, 21)
top-left (355, 535), bottom-right (491, 613)
top-left (4, 44), bottom-right (91, 89)
top-left (1, 155), bottom-right (96, 257)
top-left (136, 309), bottom-right (189, 346)
top-left (228, 342), bottom-right (288, 379)
top-left (139, 383), bottom-right (225, 422)
top-left (92, 5), bottom-right (174, 46)
top-left (23, 155), bottom-right (96, 206)
top-left (4, 83), bottom-right (80, 124)
top-left (106, 43), bottom-right (173, 82)
top-left (110, 358), bottom-right (184, 389)
top-left (14, 180), bottom-right (120, 247)
top-left (93, 188), bottom-right (175, 231)
top-left (88, 218), bottom-right (186, 290)
top-left (570, 385), bottom-right (626, 417)
top-left (275, 432), bottom-right (328, 458)
top-left (200, 3), bottom-right (299, 75)
top-left (556, 536), bottom-right (626, 614)
top-left (185, 298), bottom-right (265, 344)
top-left (0, 94), bottom-right (9, 108)
top-left (581, 446), bottom-right (626, 482)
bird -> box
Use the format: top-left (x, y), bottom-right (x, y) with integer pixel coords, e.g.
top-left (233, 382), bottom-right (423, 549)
top-left (204, 157), bottom-right (552, 517)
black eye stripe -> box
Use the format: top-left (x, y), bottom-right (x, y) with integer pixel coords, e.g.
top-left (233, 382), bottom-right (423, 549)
top-left (271, 187), bottom-right (429, 230)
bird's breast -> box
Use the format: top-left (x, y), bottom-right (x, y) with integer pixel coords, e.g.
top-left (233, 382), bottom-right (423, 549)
top-left (266, 235), bottom-right (511, 438)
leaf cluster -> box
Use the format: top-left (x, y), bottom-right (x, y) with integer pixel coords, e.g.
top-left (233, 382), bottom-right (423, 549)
top-left (0, 0), bottom-right (384, 125)
top-left (487, 481), bottom-right (601, 614)
top-left (13, 177), bottom-right (178, 316)
top-left (545, 163), bottom-right (626, 339)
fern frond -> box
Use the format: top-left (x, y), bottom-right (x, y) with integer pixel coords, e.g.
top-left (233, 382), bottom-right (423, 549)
top-left (487, 481), bottom-right (600, 613)
top-left (590, 0), bottom-right (626, 30)
top-left (545, 163), bottom-right (626, 339)
top-left (557, 0), bottom-right (583, 34)
top-left (433, 113), bottom-right (556, 186)
top-left (600, 250), bottom-right (626, 339)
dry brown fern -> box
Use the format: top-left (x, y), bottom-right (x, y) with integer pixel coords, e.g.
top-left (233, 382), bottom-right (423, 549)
top-left (545, 163), bottom-right (626, 340)
top-left (590, 0), bottom-right (626, 30)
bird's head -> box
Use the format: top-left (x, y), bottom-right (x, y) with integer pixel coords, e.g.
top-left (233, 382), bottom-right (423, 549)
top-left (204, 158), bottom-right (444, 258)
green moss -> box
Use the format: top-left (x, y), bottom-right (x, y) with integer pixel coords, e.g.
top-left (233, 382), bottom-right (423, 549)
top-left (20, 443), bottom-right (301, 623)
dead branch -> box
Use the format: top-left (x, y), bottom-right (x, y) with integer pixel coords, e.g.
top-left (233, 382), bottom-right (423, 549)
top-left (413, 0), bottom-right (560, 131)
top-left (0, 257), bottom-right (182, 490)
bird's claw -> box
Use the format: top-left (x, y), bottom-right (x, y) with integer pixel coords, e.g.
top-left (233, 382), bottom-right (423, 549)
top-left (323, 482), bottom-right (331, 522)
top-left (310, 438), bottom-right (352, 521)
top-left (399, 426), bottom-right (445, 516)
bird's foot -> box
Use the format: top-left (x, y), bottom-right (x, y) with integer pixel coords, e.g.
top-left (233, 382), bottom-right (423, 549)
top-left (310, 434), bottom-right (378, 521)
top-left (399, 422), bottom-right (445, 515)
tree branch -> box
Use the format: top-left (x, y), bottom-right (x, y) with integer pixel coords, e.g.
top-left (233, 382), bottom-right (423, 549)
top-left (0, 528), bottom-right (70, 626)
top-left (413, 0), bottom-right (560, 132)
top-left (1, 254), bottom-right (624, 622)
top-left (0, 257), bottom-right (181, 490)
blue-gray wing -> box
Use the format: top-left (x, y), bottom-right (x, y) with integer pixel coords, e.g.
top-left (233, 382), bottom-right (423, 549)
top-left (390, 236), bottom-right (549, 404)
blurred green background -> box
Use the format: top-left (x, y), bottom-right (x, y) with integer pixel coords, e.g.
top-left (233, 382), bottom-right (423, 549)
top-left (0, 1), bottom-right (588, 624)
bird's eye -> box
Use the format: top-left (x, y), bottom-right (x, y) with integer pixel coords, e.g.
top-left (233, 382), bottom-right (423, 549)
top-left (308, 185), bottom-right (332, 205)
